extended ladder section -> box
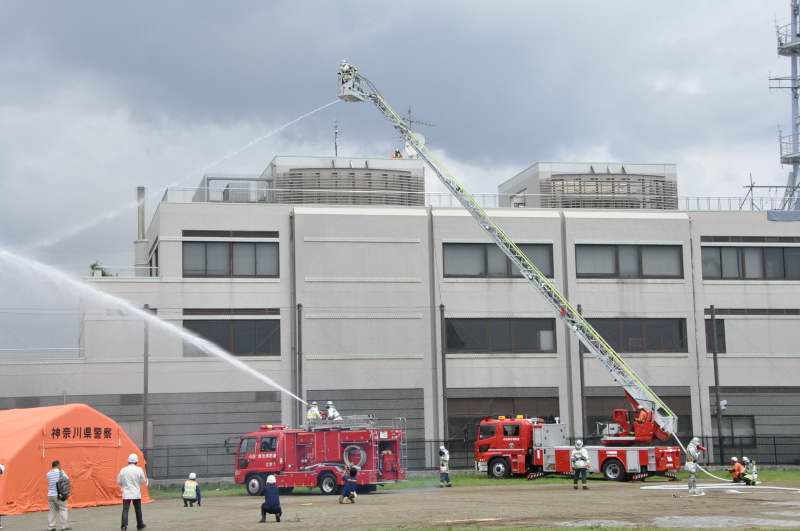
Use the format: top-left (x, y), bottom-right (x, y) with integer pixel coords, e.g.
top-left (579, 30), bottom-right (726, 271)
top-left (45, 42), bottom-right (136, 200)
top-left (337, 61), bottom-right (678, 436)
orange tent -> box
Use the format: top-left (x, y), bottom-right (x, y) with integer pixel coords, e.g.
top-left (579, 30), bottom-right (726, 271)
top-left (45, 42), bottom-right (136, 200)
top-left (0, 404), bottom-right (150, 515)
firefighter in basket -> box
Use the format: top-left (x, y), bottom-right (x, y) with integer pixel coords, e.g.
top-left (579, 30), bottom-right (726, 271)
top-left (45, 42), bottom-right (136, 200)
top-left (742, 456), bottom-right (758, 486)
top-left (685, 436), bottom-right (706, 495)
top-left (439, 445), bottom-right (452, 488)
top-left (339, 465), bottom-right (359, 504)
top-left (571, 440), bottom-right (590, 490)
top-left (306, 401), bottom-right (322, 423)
top-left (326, 401), bottom-right (342, 421)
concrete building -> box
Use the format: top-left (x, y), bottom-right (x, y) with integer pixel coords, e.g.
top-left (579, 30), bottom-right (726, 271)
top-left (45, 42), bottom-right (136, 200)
top-left (2, 190), bottom-right (800, 474)
top-left (499, 162), bottom-right (679, 210)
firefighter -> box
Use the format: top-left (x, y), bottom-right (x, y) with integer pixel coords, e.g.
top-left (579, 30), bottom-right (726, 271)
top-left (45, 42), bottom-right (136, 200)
top-left (728, 457), bottom-right (744, 482)
top-left (259, 475), bottom-right (282, 522)
top-left (570, 440), bottom-right (590, 490)
top-left (742, 456), bottom-right (758, 486)
top-left (339, 465), bottom-right (359, 504)
top-left (326, 401), bottom-right (342, 421)
top-left (306, 401), bottom-right (322, 423)
top-left (685, 436), bottom-right (706, 495)
top-left (439, 445), bottom-right (452, 487)
top-left (635, 405), bottom-right (648, 425)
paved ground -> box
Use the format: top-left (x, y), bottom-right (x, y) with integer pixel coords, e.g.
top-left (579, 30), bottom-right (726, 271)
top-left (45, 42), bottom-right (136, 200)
top-left (5, 480), bottom-right (800, 530)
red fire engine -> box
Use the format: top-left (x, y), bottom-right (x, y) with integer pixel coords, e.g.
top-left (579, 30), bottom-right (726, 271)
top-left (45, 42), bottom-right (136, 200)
top-left (474, 404), bottom-right (681, 481)
top-left (234, 417), bottom-right (407, 495)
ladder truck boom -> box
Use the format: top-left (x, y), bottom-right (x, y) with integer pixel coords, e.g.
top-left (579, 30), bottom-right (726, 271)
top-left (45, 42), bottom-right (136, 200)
top-left (337, 61), bottom-right (678, 436)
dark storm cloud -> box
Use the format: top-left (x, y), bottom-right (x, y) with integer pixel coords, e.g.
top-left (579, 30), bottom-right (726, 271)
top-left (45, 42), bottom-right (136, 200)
top-left (0, 1), bottom-right (792, 271)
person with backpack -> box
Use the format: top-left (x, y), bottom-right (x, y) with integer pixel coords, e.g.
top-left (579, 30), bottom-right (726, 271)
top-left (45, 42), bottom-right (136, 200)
top-left (46, 460), bottom-right (71, 531)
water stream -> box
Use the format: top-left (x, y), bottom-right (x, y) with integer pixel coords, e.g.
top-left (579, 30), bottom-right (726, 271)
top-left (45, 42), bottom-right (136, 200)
top-left (0, 248), bottom-right (307, 405)
top-left (24, 99), bottom-right (340, 252)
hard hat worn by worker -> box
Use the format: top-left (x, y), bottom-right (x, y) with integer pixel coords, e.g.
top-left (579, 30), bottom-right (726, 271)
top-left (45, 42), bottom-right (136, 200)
top-left (742, 456), bottom-right (750, 464)
top-left (128, 453), bottom-right (139, 464)
top-left (731, 456), bottom-right (738, 462)
top-left (327, 401), bottom-right (334, 406)
top-left (189, 472), bottom-right (197, 480)
top-left (575, 439), bottom-right (584, 449)
top-left (267, 475), bottom-right (277, 484)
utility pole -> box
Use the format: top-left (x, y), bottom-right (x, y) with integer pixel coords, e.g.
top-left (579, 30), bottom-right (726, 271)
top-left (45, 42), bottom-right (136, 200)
top-left (577, 304), bottom-right (587, 438)
top-left (142, 304), bottom-right (150, 470)
top-left (710, 305), bottom-right (725, 464)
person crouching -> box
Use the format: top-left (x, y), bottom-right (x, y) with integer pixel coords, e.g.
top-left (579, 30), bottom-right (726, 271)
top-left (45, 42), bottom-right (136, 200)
top-left (259, 475), bottom-right (281, 523)
top-left (182, 472), bottom-right (201, 507)
top-left (339, 465), bottom-right (358, 504)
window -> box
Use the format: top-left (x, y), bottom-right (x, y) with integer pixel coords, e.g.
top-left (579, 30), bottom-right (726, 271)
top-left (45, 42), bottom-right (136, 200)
top-left (443, 243), bottom-right (554, 278)
top-left (502, 425), bottom-right (520, 437)
top-left (585, 318), bottom-right (687, 353)
top-left (704, 319), bottom-right (726, 353)
top-left (445, 318), bottom-right (556, 353)
top-left (239, 437), bottom-right (256, 454)
top-left (182, 241), bottom-right (279, 278)
top-left (184, 319), bottom-right (280, 356)
top-left (478, 424), bottom-right (496, 439)
top-left (576, 244), bottom-right (683, 279)
top-left (702, 246), bottom-right (800, 280)
top-left (716, 416), bottom-right (756, 447)
top-left (260, 437), bottom-right (277, 452)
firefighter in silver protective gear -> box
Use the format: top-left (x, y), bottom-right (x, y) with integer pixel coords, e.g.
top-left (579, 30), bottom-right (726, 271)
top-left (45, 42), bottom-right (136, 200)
top-left (570, 440), bottom-right (590, 490)
top-left (438, 445), bottom-right (452, 487)
top-left (306, 401), bottom-right (322, 423)
top-left (326, 401), bottom-right (342, 421)
top-left (685, 436), bottom-right (706, 495)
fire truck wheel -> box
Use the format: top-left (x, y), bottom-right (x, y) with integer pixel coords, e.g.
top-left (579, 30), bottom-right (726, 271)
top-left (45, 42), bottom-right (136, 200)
top-left (245, 474), bottom-right (265, 496)
top-left (318, 472), bottom-right (339, 495)
top-left (488, 457), bottom-right (510, 479)
top-left (602, 458), bottom-right (626, 481)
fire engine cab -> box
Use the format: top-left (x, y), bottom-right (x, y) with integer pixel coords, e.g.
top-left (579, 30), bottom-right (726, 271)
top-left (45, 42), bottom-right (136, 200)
top-left (234, 417), bottom-right (407, 495)
top-left (474, 413), bottom-right (680, 481)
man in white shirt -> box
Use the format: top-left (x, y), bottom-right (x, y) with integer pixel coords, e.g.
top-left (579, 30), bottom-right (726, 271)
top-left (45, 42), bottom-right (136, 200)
top-left (117, 453), bottom-right (148, 530)
top-left (46, 460), bottom-right (71, 531)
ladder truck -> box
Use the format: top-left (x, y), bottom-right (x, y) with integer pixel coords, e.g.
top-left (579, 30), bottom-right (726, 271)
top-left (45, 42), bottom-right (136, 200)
top-left (337, 62), bottom-right (683, 475)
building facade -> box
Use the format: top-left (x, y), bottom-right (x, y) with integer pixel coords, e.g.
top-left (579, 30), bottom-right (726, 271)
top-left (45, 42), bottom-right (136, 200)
top-left (2, 196), bottom-right (800, 473)
top-left (499, 162), bottom-right (679, 210)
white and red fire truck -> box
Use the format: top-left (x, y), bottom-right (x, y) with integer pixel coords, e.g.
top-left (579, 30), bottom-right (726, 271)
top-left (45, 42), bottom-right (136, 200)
top-left (234, 418), bottom-right (407, 495)
top-left (474, 400), bottom-right (681, 481)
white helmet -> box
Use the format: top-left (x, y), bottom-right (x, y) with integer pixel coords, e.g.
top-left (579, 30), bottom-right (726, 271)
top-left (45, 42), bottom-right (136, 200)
top-left (311, 401), bottom-right (318, 406)
top-left (637, 405), bottom-right (644, 410)
top-left (575, 439), bottom-right (584, 449)
top-left (128, 453), bottom-right (139, 464)
top-left (690, 437), bottom-right (700, 445)
top-left (266, 475), bottom-right (277, 484)
top-left (189, 472), bottom-right (197, 480)
top-left (731, 456), bottom-right (738, 462)
top-left (440, 445), bottom-right (447, 452)
top-left (742, 456), bottom-right (750, 464)
top-left (327, 401), bottom-right (334, 406)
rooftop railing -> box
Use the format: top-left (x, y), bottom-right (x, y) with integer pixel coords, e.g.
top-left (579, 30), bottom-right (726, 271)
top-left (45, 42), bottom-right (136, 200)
top-left (161, 186), bottom-right (787, 212)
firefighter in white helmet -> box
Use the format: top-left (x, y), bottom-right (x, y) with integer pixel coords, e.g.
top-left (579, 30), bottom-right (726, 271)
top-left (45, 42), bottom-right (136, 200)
top-left (571, 440), bottom-right (590, 490)
top-left (439, 445), bottom-right (452, 487)
top-left (326, 401), bottom-right (342, 421)
top-left (685, 436), bottom-right (706, 495)
top-left (306, 401), bottom-right (322, 423)
top-left (742, 456), bottom-right (758, 486)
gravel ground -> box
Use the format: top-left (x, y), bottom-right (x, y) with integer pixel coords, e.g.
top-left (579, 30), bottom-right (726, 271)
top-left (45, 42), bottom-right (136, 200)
top-left (5, 480), bottom-right (800, 530)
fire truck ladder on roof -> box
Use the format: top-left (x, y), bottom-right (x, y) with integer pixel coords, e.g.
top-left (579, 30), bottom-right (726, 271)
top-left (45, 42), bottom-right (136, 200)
top-left (337, 61), bottom-right (678, 437)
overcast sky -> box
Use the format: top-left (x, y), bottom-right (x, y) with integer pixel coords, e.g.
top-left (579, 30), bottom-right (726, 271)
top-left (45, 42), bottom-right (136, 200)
top-left (0, 1), bottom-right (793, 273)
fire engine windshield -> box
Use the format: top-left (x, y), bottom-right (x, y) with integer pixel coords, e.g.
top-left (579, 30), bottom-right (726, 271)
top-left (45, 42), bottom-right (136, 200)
top-left (260, 436), bottom-right (277, 452)
top-left (479, 424), bottom-right (496, 439)
top-left (503, 425), bottom-right (520, 437)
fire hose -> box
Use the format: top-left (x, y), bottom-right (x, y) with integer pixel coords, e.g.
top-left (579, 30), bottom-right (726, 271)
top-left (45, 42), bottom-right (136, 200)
top-left (670, 433), bottom-right (731, 482)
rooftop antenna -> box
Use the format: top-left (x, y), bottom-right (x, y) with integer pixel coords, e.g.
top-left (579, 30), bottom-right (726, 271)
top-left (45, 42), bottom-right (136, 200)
top-left (333, 120), bottom-right (341, 157)
top-left (770, 1), bottom-right (800, 209)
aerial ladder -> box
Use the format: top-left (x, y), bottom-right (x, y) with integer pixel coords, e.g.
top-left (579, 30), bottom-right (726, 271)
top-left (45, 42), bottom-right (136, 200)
top-left (337, 61), bottom-right (678, 440)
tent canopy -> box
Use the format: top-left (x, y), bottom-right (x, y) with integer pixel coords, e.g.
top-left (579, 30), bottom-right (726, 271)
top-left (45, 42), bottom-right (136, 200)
top-left (0, 403), bottom-right (149, 514)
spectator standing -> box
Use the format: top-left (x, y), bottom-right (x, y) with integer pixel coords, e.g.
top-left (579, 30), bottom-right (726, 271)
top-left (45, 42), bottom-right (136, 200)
top-left (46, 460), bottom-right (71, 531)
top-left (117, 453), bottom-right (148, 530)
